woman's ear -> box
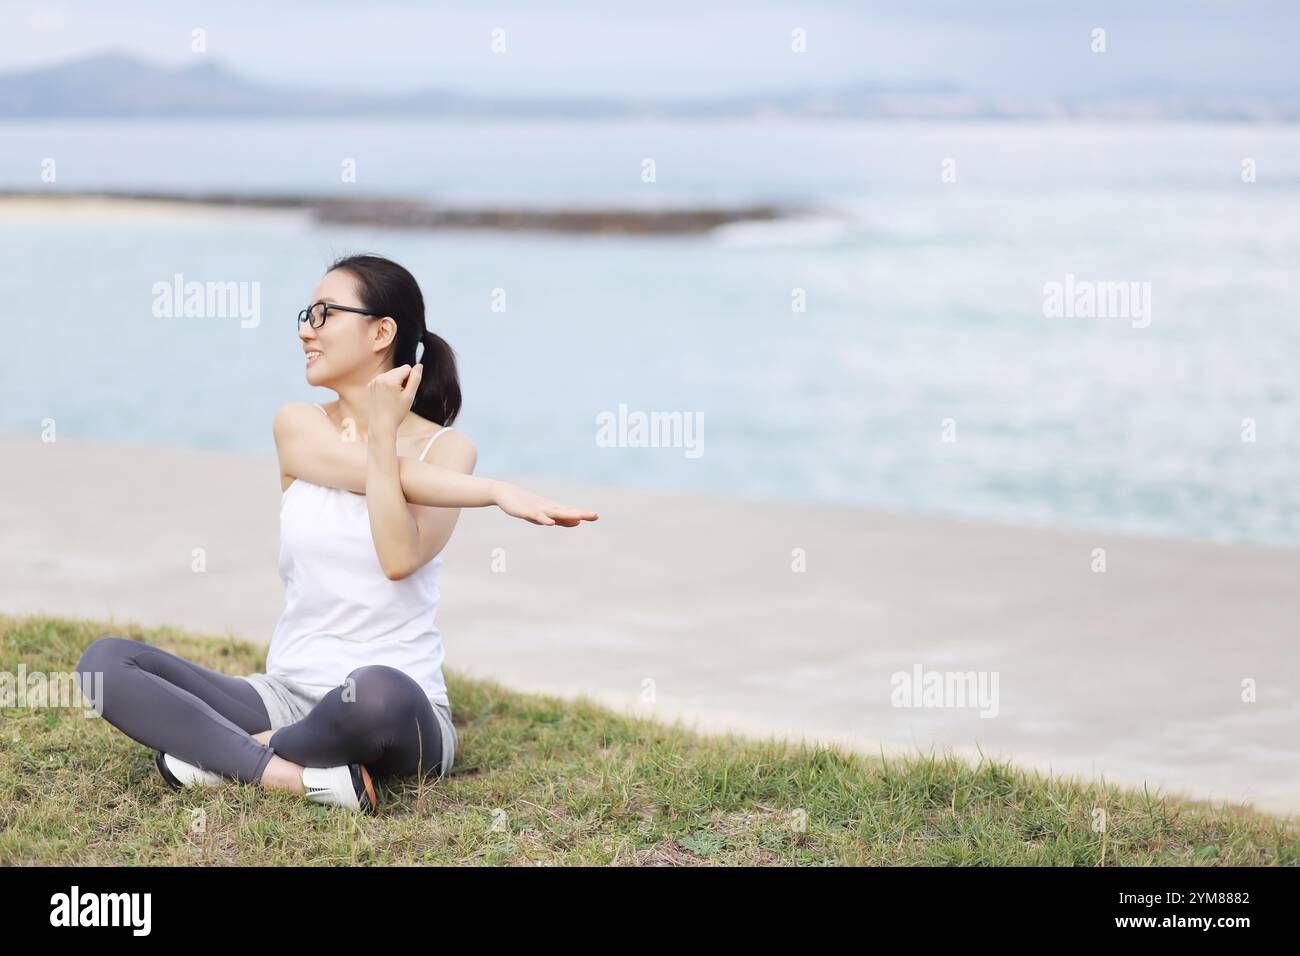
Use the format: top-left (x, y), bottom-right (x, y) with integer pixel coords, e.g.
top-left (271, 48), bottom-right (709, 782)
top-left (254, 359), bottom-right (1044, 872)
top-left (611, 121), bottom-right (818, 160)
top-left (371, 316), bottom-right (397, 352)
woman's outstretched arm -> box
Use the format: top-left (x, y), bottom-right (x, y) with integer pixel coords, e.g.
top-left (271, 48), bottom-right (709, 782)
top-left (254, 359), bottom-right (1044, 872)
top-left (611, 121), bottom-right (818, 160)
top-left (272, 400), bottom-right (599, 525)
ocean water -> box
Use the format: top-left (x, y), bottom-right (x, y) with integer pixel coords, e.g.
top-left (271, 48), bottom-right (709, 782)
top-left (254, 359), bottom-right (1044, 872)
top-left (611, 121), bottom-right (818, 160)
top-left (1, 119), bottom-right (1298, 547)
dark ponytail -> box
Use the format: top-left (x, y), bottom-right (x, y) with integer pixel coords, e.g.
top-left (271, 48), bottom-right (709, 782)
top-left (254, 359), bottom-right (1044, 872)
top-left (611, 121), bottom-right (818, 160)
top-left (328, 253), bottom-right (462, 426)
top-left (416, 328), bottom-right (461, 427)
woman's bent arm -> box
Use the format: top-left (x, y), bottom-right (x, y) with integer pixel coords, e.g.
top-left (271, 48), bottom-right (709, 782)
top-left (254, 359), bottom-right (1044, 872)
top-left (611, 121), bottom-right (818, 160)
top-left (365, 429), bottom-right (423, 579)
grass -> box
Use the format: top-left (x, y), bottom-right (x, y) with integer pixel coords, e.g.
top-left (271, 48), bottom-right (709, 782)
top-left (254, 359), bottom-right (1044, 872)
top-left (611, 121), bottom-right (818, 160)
top-left (1, 614), bottom-right (1296, 866)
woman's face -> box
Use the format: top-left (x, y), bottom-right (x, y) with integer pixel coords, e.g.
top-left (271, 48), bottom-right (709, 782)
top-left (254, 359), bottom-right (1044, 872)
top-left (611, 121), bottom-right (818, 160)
top-left (300, 269), bottom-right (387, 387)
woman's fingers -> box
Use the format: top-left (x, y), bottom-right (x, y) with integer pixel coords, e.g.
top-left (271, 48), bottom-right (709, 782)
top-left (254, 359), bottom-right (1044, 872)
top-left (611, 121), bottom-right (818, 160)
top-left (403, 363), bottom-right (423, 397)
top-left (544, 504), bottom-right (599, 526)
top-left (499, 485), bottom-right (599, 527)
top-left (369, 364), bottom-right (411, 389)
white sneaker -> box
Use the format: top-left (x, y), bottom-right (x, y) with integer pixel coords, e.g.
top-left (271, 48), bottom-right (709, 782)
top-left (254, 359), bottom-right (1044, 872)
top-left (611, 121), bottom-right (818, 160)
top-left (301, 764), bottom-right (377, 814)
top-left (155, 751), bottom-right (224, 789)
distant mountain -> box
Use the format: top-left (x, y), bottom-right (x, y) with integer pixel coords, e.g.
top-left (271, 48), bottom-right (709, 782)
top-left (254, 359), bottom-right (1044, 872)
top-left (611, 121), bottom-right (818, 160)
top-left (2, 53), bottom-right (1297, 121)
top-left (0, 53), bottom-right (389, 117)
top-left (0, 52), bottom-right (653, 118)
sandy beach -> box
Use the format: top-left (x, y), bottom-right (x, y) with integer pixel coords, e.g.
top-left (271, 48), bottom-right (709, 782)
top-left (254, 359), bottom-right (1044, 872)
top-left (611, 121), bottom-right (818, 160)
top-left (2, 432), bottom-right (1297, 818)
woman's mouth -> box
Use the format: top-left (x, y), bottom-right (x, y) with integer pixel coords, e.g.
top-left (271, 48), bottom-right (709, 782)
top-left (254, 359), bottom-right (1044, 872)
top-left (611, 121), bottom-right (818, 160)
top-left (306, 350), bottom-right (323, 367)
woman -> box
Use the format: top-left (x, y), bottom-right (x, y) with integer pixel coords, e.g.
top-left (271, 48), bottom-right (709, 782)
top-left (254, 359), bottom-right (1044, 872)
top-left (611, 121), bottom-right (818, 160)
top-left (75, 254), bottom-right (597, 814)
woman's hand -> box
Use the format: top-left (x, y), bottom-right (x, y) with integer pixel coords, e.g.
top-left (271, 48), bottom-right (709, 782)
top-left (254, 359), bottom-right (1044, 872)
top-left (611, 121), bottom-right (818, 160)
top-left (493, 482), bottom-right (599, 527)
top-left (367, 363), bottom-right (422, 440)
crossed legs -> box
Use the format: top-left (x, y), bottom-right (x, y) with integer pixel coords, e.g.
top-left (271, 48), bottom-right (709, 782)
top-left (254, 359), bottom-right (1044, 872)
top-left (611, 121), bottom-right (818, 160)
top-left (75, 636), bottom-right (445, 791)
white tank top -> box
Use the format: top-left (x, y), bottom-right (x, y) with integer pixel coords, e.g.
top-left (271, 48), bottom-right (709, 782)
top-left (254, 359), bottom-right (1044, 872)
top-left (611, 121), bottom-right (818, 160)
top-left (265, 404), bottom-right (455, 708)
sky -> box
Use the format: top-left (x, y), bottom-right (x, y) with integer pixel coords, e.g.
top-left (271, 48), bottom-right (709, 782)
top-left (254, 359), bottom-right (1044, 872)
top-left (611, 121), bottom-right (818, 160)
top-left (2, 0), bottom-right (1298, 99)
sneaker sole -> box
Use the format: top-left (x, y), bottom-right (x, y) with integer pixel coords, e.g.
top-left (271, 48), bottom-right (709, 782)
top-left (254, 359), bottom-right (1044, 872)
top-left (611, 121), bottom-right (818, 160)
top-left (155, 751), bottom-right (183, 790)
top-left (353, 764), bottom-right (377, 814)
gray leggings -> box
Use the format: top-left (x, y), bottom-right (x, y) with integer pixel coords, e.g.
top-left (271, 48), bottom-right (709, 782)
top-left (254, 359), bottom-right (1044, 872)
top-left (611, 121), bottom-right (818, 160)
top-left (75, 636), bottom-right (445, 784)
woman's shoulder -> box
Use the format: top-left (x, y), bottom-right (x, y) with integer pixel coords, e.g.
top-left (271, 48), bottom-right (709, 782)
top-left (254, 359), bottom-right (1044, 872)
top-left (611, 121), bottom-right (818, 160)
top-left (420, 422), bottom-right (477, 470)
top-left (274, 400), bottom-right (333, 432)
top-left (406, 411), bottom-right (468, 442)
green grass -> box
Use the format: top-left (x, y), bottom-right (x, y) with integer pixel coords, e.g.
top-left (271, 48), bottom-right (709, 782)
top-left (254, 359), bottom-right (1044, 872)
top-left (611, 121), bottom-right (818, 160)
top-left (1, 614), bottom-right (1296, 866)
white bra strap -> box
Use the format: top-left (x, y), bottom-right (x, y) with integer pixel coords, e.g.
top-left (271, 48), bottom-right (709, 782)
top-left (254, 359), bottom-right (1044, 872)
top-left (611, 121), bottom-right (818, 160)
top-left (418, 426), bottom-right (454, 462)
top-left (313, 403), bottom-right (329, 418)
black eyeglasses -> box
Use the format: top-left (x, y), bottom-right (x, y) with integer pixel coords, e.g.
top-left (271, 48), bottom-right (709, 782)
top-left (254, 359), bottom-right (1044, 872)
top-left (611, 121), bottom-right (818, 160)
top-left (297, 301), bottom-right (381, 329)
